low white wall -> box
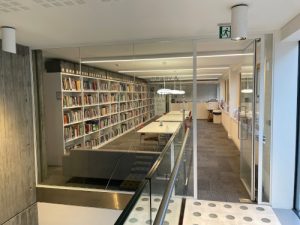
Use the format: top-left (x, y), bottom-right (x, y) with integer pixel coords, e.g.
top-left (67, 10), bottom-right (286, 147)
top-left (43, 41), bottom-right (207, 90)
top-left (38, 203), bottom-right (122, 225)
top-left (221, 111), bottom-right (240, 150)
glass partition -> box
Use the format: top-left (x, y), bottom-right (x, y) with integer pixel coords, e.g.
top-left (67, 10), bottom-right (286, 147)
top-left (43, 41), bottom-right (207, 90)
top-left (36, 39), bottom-right (195, 196)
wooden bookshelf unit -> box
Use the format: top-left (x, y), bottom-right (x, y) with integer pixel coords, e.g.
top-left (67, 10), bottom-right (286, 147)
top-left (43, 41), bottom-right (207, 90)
top-left (43, 60), bottom-right (155, 166)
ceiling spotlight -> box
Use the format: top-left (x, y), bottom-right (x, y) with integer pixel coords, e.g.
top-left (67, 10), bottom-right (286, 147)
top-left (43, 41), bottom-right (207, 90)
top-left (1, 26), bottom-right (16, 54)
top-left (231, 4), bottom-right (248, 41)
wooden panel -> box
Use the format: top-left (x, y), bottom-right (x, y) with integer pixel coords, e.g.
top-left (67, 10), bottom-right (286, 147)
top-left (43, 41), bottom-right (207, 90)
top-left (0, 43), bottom-right (37, 224)
top-left (3, 204), bottom-right (38, 225)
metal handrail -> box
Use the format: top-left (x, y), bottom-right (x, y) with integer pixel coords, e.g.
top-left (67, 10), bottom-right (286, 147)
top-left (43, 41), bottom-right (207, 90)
top-left (114, 124), bottom-right (183, 225)
top-left (153, 128), bottom-right (190, 225)
top-left (146, 124), bottom-right (182, 179)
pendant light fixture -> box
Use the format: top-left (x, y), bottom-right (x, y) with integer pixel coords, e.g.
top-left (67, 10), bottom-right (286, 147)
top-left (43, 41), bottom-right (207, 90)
top-left (1, 26), bottom-right (16, 54)
top-left (157, 77), bottom-right (171, 95)
top-left (231, 4), bottom-right (248, 41)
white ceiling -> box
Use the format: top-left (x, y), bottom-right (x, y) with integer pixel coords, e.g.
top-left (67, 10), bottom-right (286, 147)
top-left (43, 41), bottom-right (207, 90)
top-left (43, 39), bottom-right (253, 80)
top-left (0, 0), bottom-right (299, 49)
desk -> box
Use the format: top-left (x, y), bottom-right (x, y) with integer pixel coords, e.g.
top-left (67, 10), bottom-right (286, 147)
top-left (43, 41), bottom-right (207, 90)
top-left (156, 114), bottom-right (185, 122)
top-left (167, 111), bottom-right (190, 117)
top-left (137, 122), bottom-right (180, 177)
top-left (137, 122), bottom-right (181, 134)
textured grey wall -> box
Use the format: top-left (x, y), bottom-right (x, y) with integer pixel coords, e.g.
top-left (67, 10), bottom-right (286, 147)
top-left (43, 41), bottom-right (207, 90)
top-left (0, 43), bottom-right (38, 224)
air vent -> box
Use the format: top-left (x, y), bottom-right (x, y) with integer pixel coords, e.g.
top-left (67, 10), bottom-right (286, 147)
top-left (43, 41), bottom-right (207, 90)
top-left (0, 0), bottom-right (30, 13)
top-left (32, 0), bottom-right (86, 8)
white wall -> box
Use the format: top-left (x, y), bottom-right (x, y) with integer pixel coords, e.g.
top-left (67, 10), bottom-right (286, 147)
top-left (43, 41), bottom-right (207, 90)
top-left (229, 68), bottom-right (240, 117)
top-left (38, 203), bottom-right (122, 225)
top-left (271, 32), bottom-right (298, 209)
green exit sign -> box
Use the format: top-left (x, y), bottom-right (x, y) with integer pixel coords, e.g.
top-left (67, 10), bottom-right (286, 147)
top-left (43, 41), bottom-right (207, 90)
top-left (219, 25), bottom-right (231, 39)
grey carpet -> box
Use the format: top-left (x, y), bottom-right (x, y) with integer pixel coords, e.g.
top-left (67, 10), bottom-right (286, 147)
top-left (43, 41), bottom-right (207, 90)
top-left (196, 120), bottom-right (250, 202)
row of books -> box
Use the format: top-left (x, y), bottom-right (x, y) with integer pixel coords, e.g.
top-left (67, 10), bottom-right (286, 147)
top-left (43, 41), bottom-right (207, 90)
top-left (120, 83), bottom-right (134, 92)
top-left (100, 106), bottom-right (109, 116)
top-left (85, 121), bottom-right (99, 134)
top-left (64, 110), bottom-right (83, 124)
top-left (83, 80), bottom-right (98, 91)
top-left (100, 118), bottom-right (110, 128)
top-left (62, 77), bottom-right (81, 91)
top-left (100, 82), bottom-right (109, 90)
top-left (111, 104), bottom-right (118, 113)
top-left (99, 93), bottom-right (110, 103)
top-left (84, 107), bottom-right (98, 119)
top-left (111, 114), bottom-right (118, 124)
top-left (120, 103), bottom-right (127, 111)
top-left (111, 83), bottom-right (119, 91)
top-left (65, 143), bottom-right (82, 152)
top-left (63, 96), bottom-right (82, 108)
top-left (85, 137), bottom-right (100, 149)
top-left (111, 93), bottom-right (118, 102)
top-left (84, 94), bottom-right (98, 105)
top-left (64, 124), bottom-right (84, 141)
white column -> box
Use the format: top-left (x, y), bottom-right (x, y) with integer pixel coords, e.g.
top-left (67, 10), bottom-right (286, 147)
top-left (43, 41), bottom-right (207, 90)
top-left (271, 32), bottom-right (298, 209)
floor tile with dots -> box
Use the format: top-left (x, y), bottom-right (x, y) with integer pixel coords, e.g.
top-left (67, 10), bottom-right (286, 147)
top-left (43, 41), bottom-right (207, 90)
top-left (183, 199), bottom-right (282, 225)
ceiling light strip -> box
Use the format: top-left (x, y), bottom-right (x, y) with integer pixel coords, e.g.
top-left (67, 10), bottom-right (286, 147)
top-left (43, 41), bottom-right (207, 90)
top-left (81, 52), bottom-right (253, 64)
top-left (118, 67), bottom-right (229, 73)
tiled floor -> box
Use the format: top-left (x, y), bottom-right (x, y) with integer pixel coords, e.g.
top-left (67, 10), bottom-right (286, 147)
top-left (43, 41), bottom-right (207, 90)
top-left (183, 199), bottom-right (282, 225)
top-left (197, 120), bottom-right (249, 202)
top-left (124, 196), bottom-right (182, 225)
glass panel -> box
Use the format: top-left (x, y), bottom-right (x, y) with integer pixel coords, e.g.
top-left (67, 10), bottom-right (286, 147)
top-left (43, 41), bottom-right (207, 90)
top-left (261, 34), bottom-right (273, 203)
top-left (240, 42), bottom-right (255, 198)
top-left (37, 39), bottom-right (195, 201)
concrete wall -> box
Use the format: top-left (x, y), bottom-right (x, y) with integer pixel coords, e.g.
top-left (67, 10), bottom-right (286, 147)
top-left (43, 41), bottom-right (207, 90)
top-left (271, 32), bottom-right (299, 209)
top-left (0, 43), bottom-right (37, 224)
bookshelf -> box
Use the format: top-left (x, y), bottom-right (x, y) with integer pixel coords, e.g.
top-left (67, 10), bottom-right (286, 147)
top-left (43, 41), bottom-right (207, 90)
top-left (43, 60), bottom-right (155, 166)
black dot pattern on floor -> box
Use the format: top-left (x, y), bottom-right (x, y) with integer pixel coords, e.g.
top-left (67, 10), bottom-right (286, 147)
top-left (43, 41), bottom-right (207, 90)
top-left (167, 209), bottom-right (171, 214)
top-left (208, 203), bottom-right (216, 207)
top-left (193, 212), bottom-right (201, 217)
top-left (151, 208), bottom-right (157, 212)
top-left (226, 215), bottom-right (235, 220)
top-left (184, 200), bottom-right (282, 225)
top-left (243, 216), bottom-right (253, 222)
top-left (135, 207), bottom-right (144, 211)
top-left (145, 220), bottom-right (151, 224)
top-left (261, 218), bottom-right (271, 223)
top-left (154, 198), bottom-right (160, 202)
top-left (193, 201), bottom-right (201, 206)
top-left (240, 205), bottom-right (248, 210)
top-left (129, 218), bottom-right (138, 223)
top-left (169, 199), bottom-right (174, 203)
top-left (209, 213), bottom-right (218, 218)
top-left (257, 207), bottom-right (265, 211)
top-left (141, 198), bottom-right (148, 201)
top-left (163, 221), bottom-right (169, 225)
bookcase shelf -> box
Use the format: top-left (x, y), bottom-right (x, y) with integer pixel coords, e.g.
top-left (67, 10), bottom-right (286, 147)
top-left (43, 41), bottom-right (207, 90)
top-left (44, 60), bottom-right (155, 166)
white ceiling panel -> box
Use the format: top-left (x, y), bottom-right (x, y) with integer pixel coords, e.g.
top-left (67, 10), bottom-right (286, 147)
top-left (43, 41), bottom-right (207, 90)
top-left (0, 0), bottom-right (299, 48)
